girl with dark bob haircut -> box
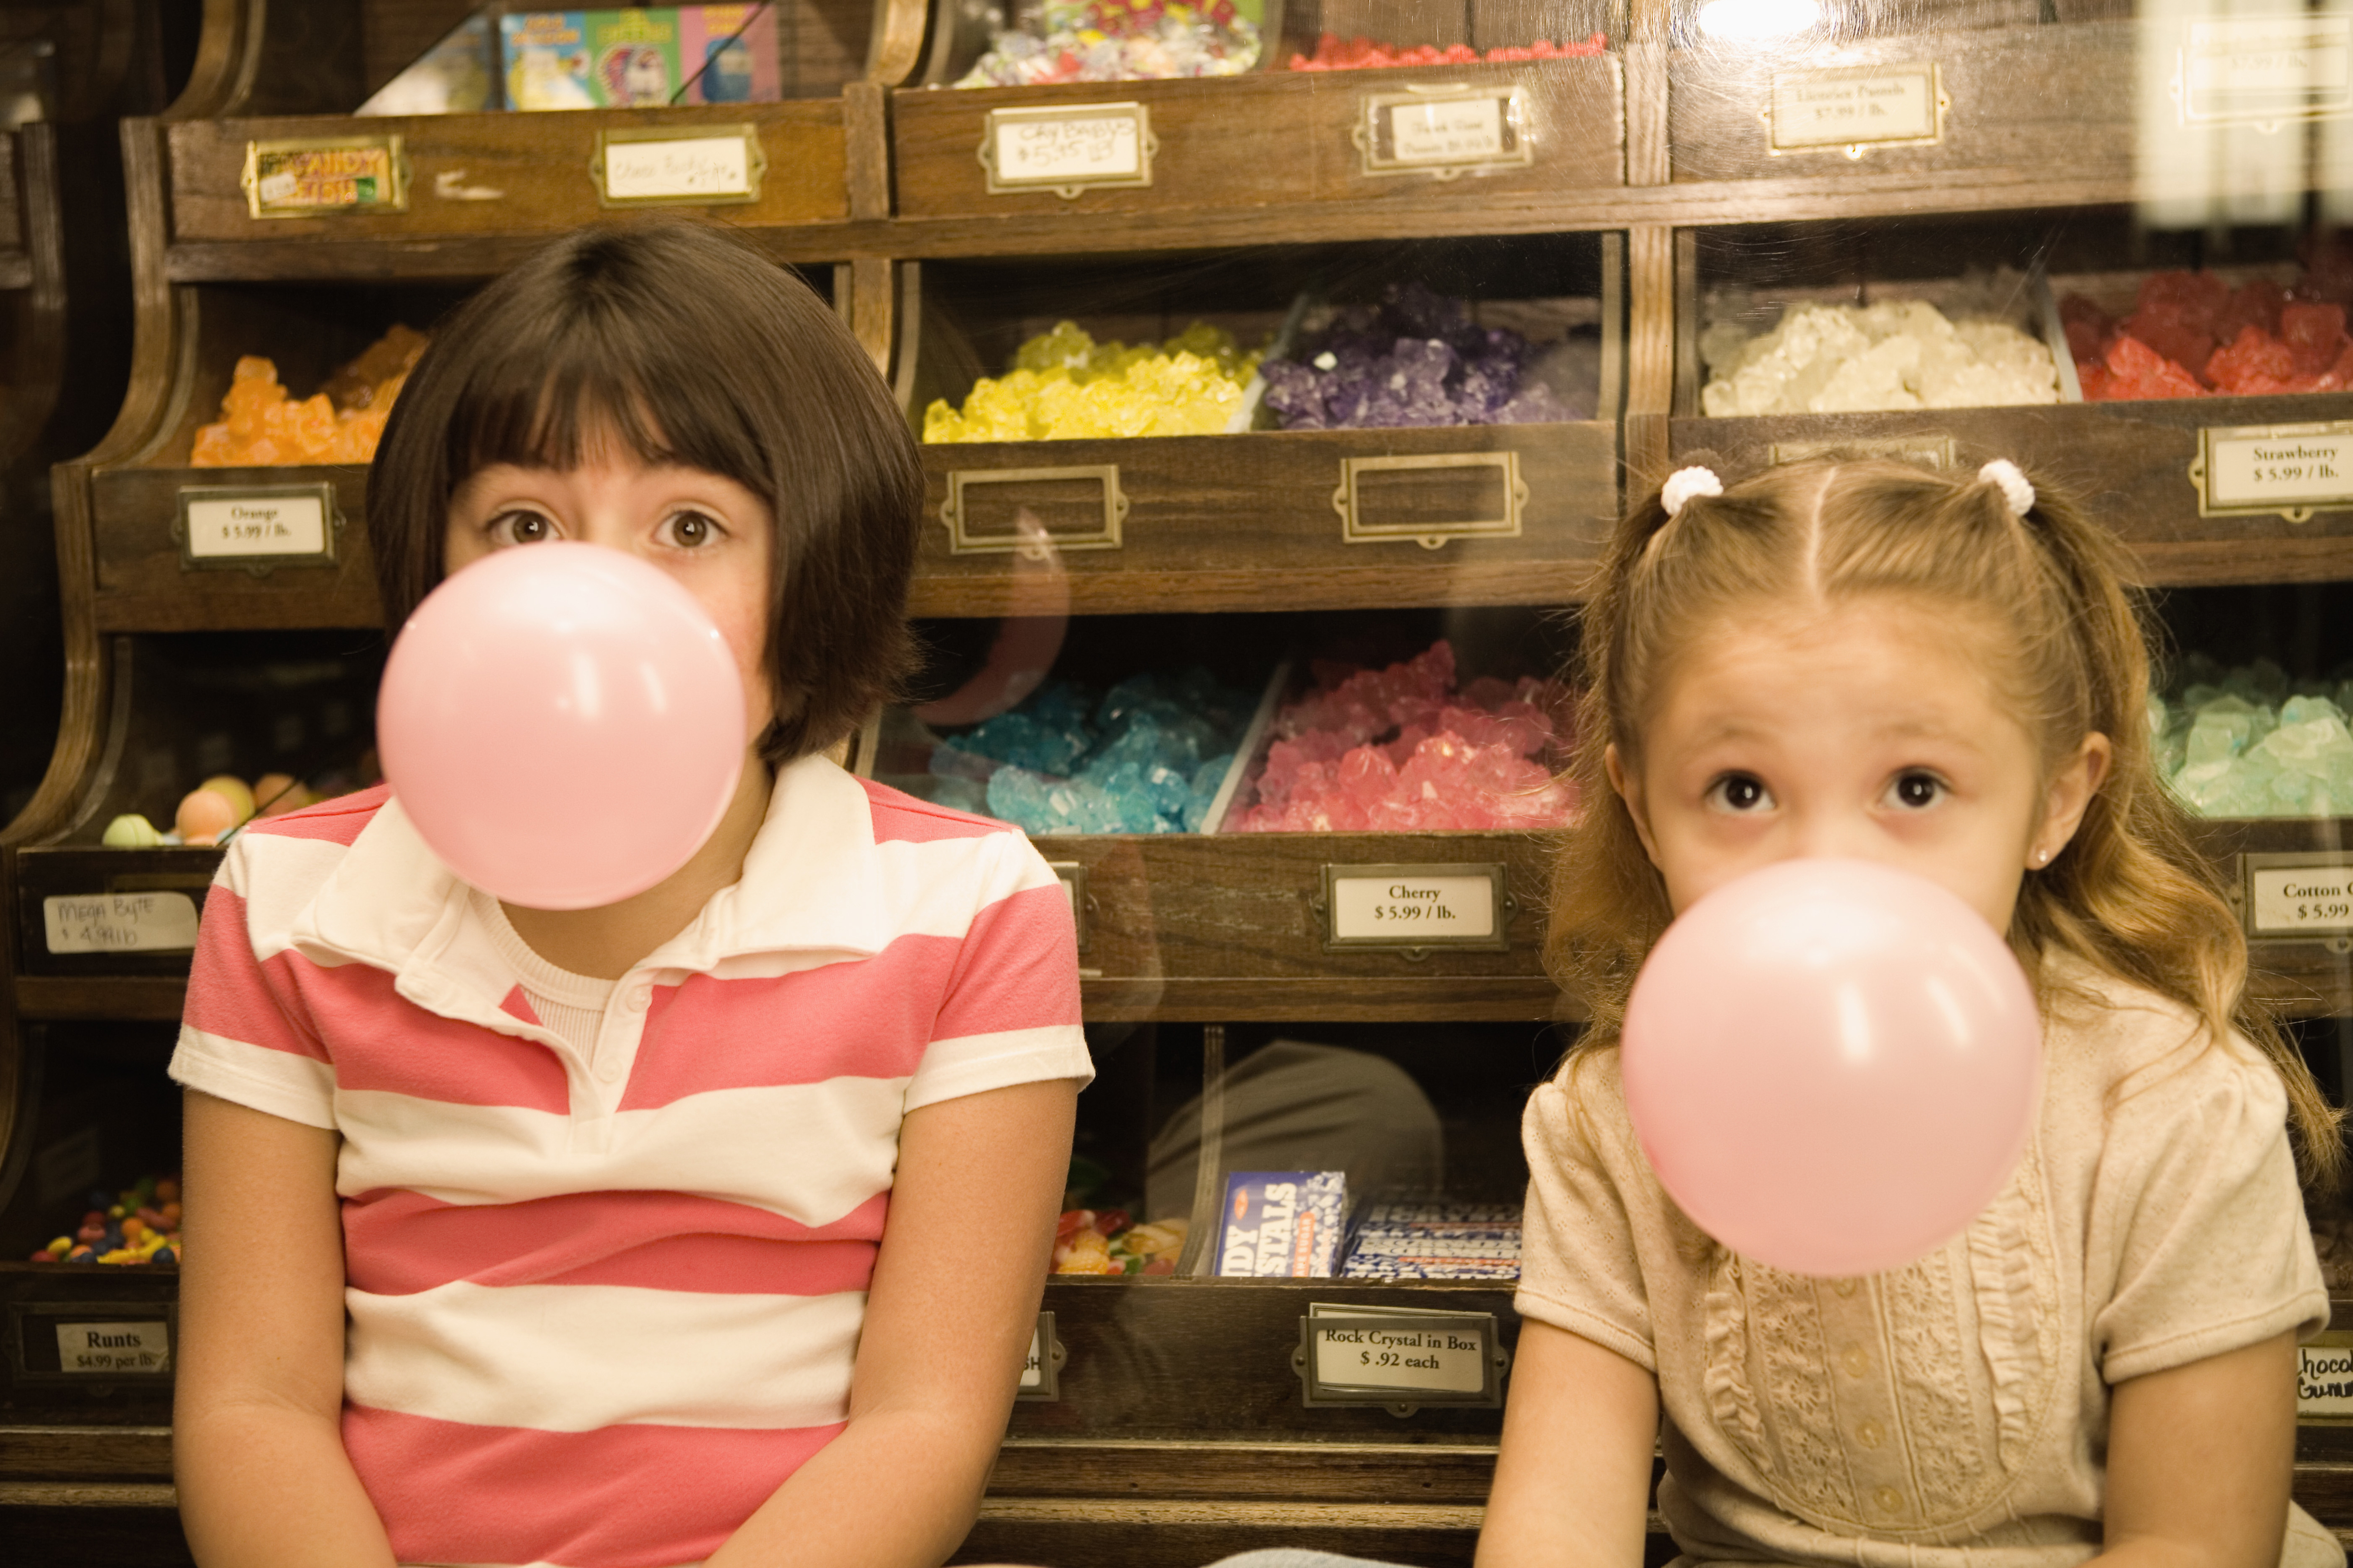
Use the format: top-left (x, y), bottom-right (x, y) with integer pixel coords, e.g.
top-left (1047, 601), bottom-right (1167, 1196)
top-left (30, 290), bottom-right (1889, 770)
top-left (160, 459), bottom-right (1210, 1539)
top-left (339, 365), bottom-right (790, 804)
top-left (170, 223), bottom-right (1091, 1568)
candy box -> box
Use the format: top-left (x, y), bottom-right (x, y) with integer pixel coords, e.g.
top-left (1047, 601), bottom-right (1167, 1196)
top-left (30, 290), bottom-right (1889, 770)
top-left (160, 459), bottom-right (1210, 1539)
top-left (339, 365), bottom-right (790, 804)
top-left (678, 5), bottom-right (780, 104)
top-left (1217, 1170), bottom-right (1347, 1277)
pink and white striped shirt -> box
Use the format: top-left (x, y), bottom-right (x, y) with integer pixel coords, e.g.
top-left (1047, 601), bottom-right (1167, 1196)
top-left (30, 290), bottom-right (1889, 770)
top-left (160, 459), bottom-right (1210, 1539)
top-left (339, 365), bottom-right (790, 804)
top-left (169, 755), bottom-right (1092, 1568)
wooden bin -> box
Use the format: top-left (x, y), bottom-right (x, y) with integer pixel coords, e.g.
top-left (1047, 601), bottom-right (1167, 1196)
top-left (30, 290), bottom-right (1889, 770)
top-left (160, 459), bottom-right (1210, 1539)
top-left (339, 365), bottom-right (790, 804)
top-left (901, 235), bottom-right (1627, 617)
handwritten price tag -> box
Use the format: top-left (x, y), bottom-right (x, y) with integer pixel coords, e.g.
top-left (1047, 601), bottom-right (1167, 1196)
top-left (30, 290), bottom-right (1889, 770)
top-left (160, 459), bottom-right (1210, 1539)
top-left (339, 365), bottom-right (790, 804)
top-left (599, 131), bottom-right (760, 204)
top-left (2195, 424), bottom-right (2353, 521)
top-left (1358, 88), bottom-right (1529, 177)
top-left (2248, 862), bottom-right (2353, 936)
top-left (983, 105), bottom-right (1153, 196)
top-left (55, 1321), bottom-right (171, 1375)
top-left (1768, 64), bottom-right (1944, 155)
top-left (43, 893), bottom-right (201, 955)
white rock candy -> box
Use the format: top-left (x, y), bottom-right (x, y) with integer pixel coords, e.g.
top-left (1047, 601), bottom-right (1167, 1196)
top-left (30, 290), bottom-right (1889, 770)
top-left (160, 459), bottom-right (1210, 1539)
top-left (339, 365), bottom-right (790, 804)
top-left (1700, 299), bottom-right (2059, 417)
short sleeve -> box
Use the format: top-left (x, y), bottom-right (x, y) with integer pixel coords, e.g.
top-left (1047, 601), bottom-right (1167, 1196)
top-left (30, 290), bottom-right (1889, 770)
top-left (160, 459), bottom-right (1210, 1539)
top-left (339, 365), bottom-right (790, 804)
top-left (1515, 1065), bottom-right (1658, 1372)
top-left (2091, 1042), bottom-right (2328, 1384)
top-left (902, 831), bottom-right (1093, 1113)
top-left (168, 836), bottom-right (339, 1130)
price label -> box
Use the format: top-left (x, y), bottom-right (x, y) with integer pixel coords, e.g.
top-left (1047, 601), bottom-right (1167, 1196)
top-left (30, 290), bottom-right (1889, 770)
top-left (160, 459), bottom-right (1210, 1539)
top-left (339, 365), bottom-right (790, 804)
top-left (242, 136), bottom-right (406, 218)
top-left (597, 128), bottom-right (763, 205)
top-left (1322, 863), bottom-right (1508, 950)
top-left (982, 105), bottom-right (1154, 197)
top-left (43, 893), bottom-right (201, 955)
top-left (2193, 423), bottom-right (2353, 523)
top-left (2302, 1333), bottom-right (2353, 1419)
top-left (1047, 862), bottom-right (1089, 955)
top-left (180, 490), bottom-right (329, 561)
top-left (1294, 1307), bottom-right (1504, 1409)
top-left (2246, 858), bottom-right (2353, 937)
top-left (1358, 88), bottom-right (1530, 177)
top-left (1767, 63), bottom-right (1945, 155)
top-left (2181, 18), bottom-right (2352, 124)
top-left (1016, 1312), bottom-right (1063, 1400)
top-left (55, 1320), bottom-right (171, 1376)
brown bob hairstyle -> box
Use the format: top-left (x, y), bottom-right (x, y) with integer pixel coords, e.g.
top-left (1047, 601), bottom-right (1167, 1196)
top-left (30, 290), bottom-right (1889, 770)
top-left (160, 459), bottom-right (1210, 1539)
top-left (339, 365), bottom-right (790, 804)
top-left (368, 221), bottom-right (924, 767)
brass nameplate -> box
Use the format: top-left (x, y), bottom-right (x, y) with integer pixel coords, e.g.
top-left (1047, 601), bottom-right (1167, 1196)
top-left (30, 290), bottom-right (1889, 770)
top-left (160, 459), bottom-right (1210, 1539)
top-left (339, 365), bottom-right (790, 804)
top-left (1294, 1305), bottom-right (1506, 1412)
top-left (1765, 63), bottom-right (1946, 159)
top-left (2243, 852), bottom-right (2353, 939)
top-left (980, 104), bottom-right (1155, 198)
top-left (1317, 862), bottom-right (1511, 953)
top-left (175, 483), bottom-right (341, 576)
top-left (941, 465), bottom-right (1127, 555)
top-left (242, 136), bottom-right (408, 218)
top-left (1333, 451), bottom-right (1525, 549)
top-left (2178, 17), bottom-right (2352, 128)
top-left (1356, 85), bottom-right (1532, 179)
top-left (1770, 435), bottom-right (1955, 469)
top-left (594, 125), bottom-right (765, 206)
top-left (2191, 421), bottom-right (2353, 523)
top-left (1048, 862), bottom-right (1089, 955)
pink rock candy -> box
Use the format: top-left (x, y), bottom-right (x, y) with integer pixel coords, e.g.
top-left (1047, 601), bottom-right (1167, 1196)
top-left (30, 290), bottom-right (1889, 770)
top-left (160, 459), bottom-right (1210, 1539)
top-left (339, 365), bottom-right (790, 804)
top-left (1229, 640), bottom-right (1578, 832)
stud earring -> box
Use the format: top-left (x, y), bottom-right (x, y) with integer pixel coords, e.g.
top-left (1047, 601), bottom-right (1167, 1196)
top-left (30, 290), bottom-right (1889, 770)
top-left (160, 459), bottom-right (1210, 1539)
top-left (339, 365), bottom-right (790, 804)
top-left (2033, 848), bottom-right (2051, 866)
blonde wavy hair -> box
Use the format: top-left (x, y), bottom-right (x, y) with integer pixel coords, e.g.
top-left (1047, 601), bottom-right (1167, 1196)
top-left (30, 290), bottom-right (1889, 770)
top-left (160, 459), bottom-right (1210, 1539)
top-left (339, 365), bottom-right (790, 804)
top-left (1549, 455), bottom-right (2344, 1187)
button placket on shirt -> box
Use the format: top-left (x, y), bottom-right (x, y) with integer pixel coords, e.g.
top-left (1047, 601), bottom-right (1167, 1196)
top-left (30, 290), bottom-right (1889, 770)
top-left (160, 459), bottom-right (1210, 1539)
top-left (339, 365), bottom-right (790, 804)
top-left (589, 976), bottom-right (655, 1100)
top-left (1814, 1276), bottom-right (1915, 1525)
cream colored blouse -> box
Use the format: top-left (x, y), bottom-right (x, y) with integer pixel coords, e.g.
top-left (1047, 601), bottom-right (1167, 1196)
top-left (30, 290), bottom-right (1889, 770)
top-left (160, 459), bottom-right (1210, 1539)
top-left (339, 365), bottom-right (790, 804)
top-left (1516, 963), bottom-right (2339, 1568)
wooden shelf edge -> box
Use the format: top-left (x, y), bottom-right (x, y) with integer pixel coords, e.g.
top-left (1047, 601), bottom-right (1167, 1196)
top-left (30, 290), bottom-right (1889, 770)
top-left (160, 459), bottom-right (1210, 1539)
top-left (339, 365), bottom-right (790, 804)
top-left (910, 566), bottom-right (1598, 618)
top-left (1080, 976), bottom-right (1568, 1023)
top-left (0, 1425), bottom-right (172, 1482)
top-left (14, 977), bottom-right (188, 1021)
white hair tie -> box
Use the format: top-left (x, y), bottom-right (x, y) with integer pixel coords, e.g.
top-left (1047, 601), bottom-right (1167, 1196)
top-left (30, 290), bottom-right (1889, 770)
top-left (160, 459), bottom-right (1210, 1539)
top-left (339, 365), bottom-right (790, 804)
top-left (1661, 466), bottom-right (1723, 518)
top-left (1978, 458), bottom-right (2035, 518)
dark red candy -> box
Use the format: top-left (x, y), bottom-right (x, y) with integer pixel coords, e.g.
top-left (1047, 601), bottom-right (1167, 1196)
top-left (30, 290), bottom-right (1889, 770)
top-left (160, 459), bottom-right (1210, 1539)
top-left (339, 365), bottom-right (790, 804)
top-left (2206, 324), bottom-right (2299, 393)
top-left (2102, 333), bottom-right (2205, 400)
top-left (2281, 302), bottom-right (2349, 375)
top-left (2216, 278), bottom-right (2287, 341)
top-left (2076, 359), bottom-right (2110, 400)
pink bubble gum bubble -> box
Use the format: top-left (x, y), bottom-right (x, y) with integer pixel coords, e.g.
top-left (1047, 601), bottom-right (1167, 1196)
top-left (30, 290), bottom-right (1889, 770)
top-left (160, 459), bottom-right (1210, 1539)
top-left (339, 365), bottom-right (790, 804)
top-left (376, 542), bottom-right (746, 910)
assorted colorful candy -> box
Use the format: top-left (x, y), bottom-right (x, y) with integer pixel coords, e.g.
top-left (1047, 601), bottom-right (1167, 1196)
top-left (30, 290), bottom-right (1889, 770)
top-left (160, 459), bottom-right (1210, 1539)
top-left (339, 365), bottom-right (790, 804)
top-left (2156, 656), bottom-right (2353, 818)
top-left (2064, 272), bottom-right (2353, 401)
top-left (1288, 31), bottom-right (1606, 70)
top-left (191, 324), bottom-right (428, 466)
top-left (1053, 1206), bottom-right (1189, 1274)
top-left (1701, 297), bottom-right (2059, 416)
top-left (924, 320), bottom-right (1262, 442)
top-left (31, 1175), bottom-right (182, 1266)
top-left (1261, 282), bottom-right (1591, 430)
top-left (104, 770), bottom-right (325, 849)
top-left (957, 0), bottom-right (1261, 86)
top-left (1229, 640), bottom-right (1577, 832)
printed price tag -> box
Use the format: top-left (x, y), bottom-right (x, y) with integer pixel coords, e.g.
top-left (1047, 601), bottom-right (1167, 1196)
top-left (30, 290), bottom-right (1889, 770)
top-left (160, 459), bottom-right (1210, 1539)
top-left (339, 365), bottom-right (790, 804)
top-left (1358, 88), bottom-right (1530, 177)
top-left (2180, 18), bottom-right (2352, 125)
top-left (1015, 1312), bottom-right (1064, 1400)
top-left (180, 491), bottom-right (329, 560)
top-left (2192, 423), bottom-right (2353, 523)
top-left (2245, 856), bottom-right (2353, 938)
top-left (242, 136), bottom-right (407, 218)
top-left (1047, 862), bottom-right (1089, 955)
top-left (55, 1320), bottom-right (171, 1375)
top-left (1767, 63), bottom-right (1945, 156)
top-left (1321, 863), bottom-right (1509, 952)
top-left (2302, 1332), bottom-right (2353, 1418)
top-left (982, 105), bottom-right (1154, 197)
top-left (596, 127), bottom-right (764, 205)
top-left (43, 893), bottom-right (201, 955)
top-left (1295, 1306), bottom-right (1504, 1409)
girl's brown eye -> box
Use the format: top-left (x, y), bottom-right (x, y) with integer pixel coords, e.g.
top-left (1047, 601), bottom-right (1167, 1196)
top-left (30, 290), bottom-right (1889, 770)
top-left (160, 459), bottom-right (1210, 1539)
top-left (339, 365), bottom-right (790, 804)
top-left (668, 511), bottom-right (718, 548)
top-left (496, 511), bottom-right (553, 545)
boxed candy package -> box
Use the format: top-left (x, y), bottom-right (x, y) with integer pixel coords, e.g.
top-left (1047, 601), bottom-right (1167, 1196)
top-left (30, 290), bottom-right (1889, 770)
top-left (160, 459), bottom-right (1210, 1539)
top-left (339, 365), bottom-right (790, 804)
top-left (1217, 1170), bottom-right (1347, 1277)
top-left (502, 7), bottom-right (780, 109)
top-left (1340, 1196), bottom-right (1522, 1280)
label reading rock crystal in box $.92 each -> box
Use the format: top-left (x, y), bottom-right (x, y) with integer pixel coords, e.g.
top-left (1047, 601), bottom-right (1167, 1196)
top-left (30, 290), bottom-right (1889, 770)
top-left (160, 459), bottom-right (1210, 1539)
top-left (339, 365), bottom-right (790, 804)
top-left (1768, 64), bottom-right (1942, 153)
top-left (2182, 18), bottom-right (2352, 122)
top-left (1299, 1305), bottom-right (1501, 1406)
top-left (2248, 863), bottom-right (2353, 936)
top-left (1327, 872), bottom-right (1498, 943)
top-left (43, 893), bottom-right (201, 955)
top-left (986, 106), bottom-right (1149, 193)
top-left (181, 492), bottom-right (330, 561)
top-left (55, 1321), bottom-right (171, 1376)
top-left (2196, 425), bottom-right (2353, 518)
top-left (600, 133), bottom-right (756, 203)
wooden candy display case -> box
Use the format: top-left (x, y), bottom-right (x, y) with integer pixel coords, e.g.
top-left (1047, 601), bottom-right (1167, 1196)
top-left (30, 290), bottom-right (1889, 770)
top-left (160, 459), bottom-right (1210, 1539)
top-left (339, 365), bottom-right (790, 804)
top-left (10, 0), bottom-right (2353, 1562)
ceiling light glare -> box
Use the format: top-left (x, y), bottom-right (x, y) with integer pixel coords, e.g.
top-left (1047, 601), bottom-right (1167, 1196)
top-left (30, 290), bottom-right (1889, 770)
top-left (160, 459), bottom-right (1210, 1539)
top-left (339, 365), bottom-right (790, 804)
top-left (1697, 0), bottom-right (1822, 40)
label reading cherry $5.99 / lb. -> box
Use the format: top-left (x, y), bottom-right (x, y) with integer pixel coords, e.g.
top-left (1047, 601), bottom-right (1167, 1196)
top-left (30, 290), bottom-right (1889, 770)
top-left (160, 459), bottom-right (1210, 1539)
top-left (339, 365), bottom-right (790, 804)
top-left (1321, 863), bottom-right (1508, 952)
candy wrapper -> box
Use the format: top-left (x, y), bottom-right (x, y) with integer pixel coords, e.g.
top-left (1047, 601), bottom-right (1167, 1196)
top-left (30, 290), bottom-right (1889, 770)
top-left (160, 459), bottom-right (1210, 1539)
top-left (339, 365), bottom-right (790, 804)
top-left (1217, 1170), bottom-right (1347, 1277)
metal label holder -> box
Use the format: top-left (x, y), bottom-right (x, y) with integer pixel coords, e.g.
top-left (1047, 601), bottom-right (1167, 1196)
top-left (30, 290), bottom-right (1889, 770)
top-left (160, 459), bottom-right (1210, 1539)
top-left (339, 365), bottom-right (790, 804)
top-left (593, 124), bottom-right (766, 207)
top-left (2241, 850), bottom-right (2353, 945)
top-left (1771, 435), bottom-right (1956, 469)
top-left (1016, 1311), bottom-right (1068, 1401)
top-left (1764, 62), bottom-right (1947, 160)
top-left (979, 103), bottom-right (1156, 199)
top-left (1313, 862), bottom-right (1513, 958)
top-left (942, 465), bottom-right (1128, 555)
top-left (1292, 1310), bottom-right (1507, 1415)
top-left (2174, 18), bottom-right (2353, 131)
top-left (1355, 84), bottom-right (1533, 180)
top-left (172, 482), bottom-right (343, 577)
top-left (8, 1301), bottom-right (177, 1384)
top-left (1332, 451), bottom-right (1525, 550)
top-left (1046, 862), bottom-right (1091, 956)
top-left (242, 135), bottom-right (409, 218)
top-left (2189, 421), bottom-right (2353, 525)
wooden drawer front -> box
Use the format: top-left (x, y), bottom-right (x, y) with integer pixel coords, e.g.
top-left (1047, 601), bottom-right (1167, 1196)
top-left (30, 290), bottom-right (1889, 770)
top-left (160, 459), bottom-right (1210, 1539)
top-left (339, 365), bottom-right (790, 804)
top-left (89, 466), bottom-right (381, 632)
top-left (1674, 22), bottom-right (2137, 184)
top-left (13, 849), bottom-right (224, 980)
top-left (892, 56), bottom-right (1624, 223)
top-left (1668, 393), bottom-right (2353, 588)
top-left (910, 423), bottom-right (1617, 617)
top-left (0, 1266), bottom-right (179, 1426)
top-left (165, 105), bottom-right (851, 251)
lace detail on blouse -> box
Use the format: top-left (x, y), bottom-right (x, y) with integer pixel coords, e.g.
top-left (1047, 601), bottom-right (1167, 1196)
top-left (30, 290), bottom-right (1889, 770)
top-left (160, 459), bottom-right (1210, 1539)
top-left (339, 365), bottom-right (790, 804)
top-left (1704, 1248), bottom-right (1773, 1472)
top-left (1886, 1245), bottom-right (1988, 1507)
top-left (1749, 1260), bottom-right (1858, 1519)
top-left (1968, 1138), bottom-right (2057, 1471)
